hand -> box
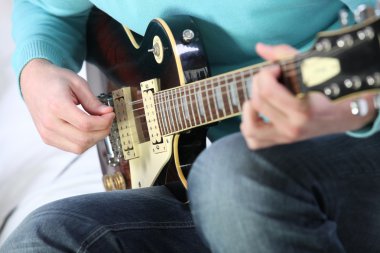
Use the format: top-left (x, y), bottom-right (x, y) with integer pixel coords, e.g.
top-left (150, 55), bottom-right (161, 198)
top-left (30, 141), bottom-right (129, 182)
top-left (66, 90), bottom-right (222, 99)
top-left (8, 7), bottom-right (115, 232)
top-left (240, 43), bottom-right (377, 150)
top-left (20, 59), bottom-right (115, 154)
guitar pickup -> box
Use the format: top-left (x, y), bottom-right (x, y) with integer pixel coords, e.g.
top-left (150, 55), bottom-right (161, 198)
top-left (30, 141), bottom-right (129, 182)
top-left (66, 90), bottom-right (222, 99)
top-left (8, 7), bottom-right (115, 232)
top-left (141, 79), bottom-right (167, 154)
top-left (112, 87), bottom-right (141, 160)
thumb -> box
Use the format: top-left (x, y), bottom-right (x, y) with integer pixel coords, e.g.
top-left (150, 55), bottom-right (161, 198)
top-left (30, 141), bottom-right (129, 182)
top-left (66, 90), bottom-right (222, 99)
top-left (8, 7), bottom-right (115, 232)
top-left (71, 79), bottom-right (113, 116)
top-left (256, 43), bottom-right (298, 61)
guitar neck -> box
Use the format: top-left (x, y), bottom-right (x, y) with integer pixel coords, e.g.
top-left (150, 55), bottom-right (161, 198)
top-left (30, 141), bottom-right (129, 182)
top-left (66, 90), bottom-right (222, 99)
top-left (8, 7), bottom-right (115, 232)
top-left (154, 58), bottom-right (302, 135)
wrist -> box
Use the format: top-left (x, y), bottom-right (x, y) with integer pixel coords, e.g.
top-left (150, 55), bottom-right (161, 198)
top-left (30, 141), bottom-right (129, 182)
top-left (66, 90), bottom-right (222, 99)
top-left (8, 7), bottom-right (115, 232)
top-left (20, 58), bottom-right (52, 95)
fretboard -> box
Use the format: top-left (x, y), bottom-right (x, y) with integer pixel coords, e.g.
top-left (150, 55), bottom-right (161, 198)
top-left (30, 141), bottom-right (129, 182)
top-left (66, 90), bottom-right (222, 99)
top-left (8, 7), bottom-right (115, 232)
top-left (154, 58), bottom-right (301, 136)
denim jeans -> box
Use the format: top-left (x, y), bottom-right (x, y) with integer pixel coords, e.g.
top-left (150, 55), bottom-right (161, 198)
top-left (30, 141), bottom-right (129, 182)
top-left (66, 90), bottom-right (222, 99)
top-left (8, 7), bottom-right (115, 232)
top-left (0, 185), bottom-right (210, 253)
top-left (188, 132), bottom-right (380, 253)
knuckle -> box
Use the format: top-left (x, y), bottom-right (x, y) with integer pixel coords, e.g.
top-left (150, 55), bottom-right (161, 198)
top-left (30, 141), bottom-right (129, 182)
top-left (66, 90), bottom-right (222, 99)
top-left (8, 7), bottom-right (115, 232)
top-left (76, 134), bottom-right (93, 148)
top-left (49, 100), bottom-right (61, 114)
top-left (41, 118), bottom-right (54, 131)
top-left (71, 144), bottom-right (86, 154)
top-left (250, 98), bottom-right (261, 111)
top-left (71, 139), bottom-right (91, 154)
top-left (284, 126), bottom-right (303, 141)
top-left (240, 123), bottom-right (253, 137)
top-left (77, 120), bottom-right (92, 131)
top-left (246, 139), bottom-right (259, 150)
top-left (260, 85), bottom-right (272, 98)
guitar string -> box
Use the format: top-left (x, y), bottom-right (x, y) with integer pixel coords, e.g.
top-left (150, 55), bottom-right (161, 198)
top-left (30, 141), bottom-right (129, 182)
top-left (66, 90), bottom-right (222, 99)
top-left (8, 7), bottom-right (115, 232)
top-left (111, 63), bottom-right (302, 137)
top-left (117, 44), bottom-right (342, 108)
top-left (122, 54), bottom-right (306, 107)
top-left (124, 67), bottom-right (300, 116)
top-left (112, 81), bottom-right (284, 139)
top-left (110, 45), bottom-right (350, 137)
top-left (148, 45), bottom-right (349, 110)
top-left (115, 40), bottom-right (361, 108)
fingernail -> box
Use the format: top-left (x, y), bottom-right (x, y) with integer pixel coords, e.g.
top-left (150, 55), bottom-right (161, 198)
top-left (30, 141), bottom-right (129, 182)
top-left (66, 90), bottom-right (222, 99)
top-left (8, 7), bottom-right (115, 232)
top-left (257, 43), bottom-right (272, 51)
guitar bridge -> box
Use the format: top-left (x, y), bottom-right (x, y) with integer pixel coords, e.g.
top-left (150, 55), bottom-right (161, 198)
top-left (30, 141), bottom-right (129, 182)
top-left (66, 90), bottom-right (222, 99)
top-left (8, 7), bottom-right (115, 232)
top-left (98, 93), bottom-right (123, 166)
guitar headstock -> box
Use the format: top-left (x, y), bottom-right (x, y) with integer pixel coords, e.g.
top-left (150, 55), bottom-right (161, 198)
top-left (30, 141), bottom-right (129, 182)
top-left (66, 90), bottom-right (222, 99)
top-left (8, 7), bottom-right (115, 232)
top-left (297, 9), bottom-right (380, 101)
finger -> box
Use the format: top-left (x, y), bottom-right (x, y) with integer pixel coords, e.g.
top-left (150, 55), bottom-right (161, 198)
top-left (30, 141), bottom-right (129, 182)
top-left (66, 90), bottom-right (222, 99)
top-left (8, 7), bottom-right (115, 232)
top-left (251, 67), bottom-right (288, 122)
top-left (256, 43), bottom-right (298, 61)
top-left (241, 102), bottom-right (292, 148)
top-left (255, 66), bottom-right (307, 119)
top-left (57, 102), bottom-right (114, 131)
top-left (70, 78), bottom-right (113, 115)
top-left (41, 118), bottom-right (111, 154)
top-left (241, 101), bottom-right (275, 142)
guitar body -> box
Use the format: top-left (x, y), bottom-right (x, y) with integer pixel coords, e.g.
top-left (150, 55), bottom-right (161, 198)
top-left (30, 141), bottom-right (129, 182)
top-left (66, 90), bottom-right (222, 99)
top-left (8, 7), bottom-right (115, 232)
top-left (86, 8), bottom-right (210, 193)
top-left (86, 6), bottom-right (380, 196)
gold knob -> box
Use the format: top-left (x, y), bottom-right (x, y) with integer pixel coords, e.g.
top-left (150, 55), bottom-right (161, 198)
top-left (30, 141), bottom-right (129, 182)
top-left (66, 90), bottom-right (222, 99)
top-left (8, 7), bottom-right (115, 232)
top-left (102, 172), bottom-right (127, 191)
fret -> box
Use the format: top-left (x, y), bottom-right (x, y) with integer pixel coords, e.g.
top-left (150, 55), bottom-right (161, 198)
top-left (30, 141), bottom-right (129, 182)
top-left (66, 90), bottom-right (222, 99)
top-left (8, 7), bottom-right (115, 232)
top-left (228, 74), bottom-right (241, 113)
top-left (220, 75), bottom-right (233, 116)
top-left (280, 58), bottom-right (302, 94)
top-left (198, 80), bottom-right (212, 123)
top-left (204, 80), bottom-right (213, 122)
top-left (210, 80), bottom-right (220, 119)
top-left (154, 95), bottom-right (164, 136)
top-left (234, 74), bottom-right (246, 110)
top-left (181, 90), bottom-right (191, 124)
top-left (188, 85), bottom-right (198, 127)
top-left (169, 89), bottom-right (179, 132)
top-left (173, 88), bottom-right (184, 131)
top-left (244, 70), bottom-right (253, 99)
top-left (240, 71), bottom-right (249, 101)
top-left (215, 83), bottom-right (226, 117)
top-left (193, 84), bottom-right (205, 125)
top-left (184, 85), bottom-right (196, 127)
top-left (166, 93), bottom-right (176, 133)
top-left (179, 87), bottom-right (189, 130)
top-left (157, 93), bottom-right (169, 135)
top-left (162, 92), bottom-right (170, 134)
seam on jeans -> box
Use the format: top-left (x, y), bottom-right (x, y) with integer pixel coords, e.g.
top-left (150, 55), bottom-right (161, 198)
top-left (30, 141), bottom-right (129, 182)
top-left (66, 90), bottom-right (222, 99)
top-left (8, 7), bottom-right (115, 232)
top-left (77, 221), bottom-right (195, 253)
top-left (28, 209), bottom-right (104, 224)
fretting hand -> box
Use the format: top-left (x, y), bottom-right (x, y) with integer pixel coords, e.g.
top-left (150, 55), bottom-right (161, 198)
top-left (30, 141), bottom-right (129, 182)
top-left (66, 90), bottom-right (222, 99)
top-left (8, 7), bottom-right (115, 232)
top-left (240, 43), bottom-right (377, 150)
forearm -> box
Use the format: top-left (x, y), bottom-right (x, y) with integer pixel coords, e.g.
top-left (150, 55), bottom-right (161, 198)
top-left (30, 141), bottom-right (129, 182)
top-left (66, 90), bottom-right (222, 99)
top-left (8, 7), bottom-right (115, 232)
top-left (12, 0), bottom-right (93, 86)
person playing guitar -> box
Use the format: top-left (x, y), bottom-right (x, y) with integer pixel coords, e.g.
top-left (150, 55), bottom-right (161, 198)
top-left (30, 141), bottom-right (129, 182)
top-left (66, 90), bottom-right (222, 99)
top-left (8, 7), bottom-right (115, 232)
top-left (2, 0), bottom-right (380, 252)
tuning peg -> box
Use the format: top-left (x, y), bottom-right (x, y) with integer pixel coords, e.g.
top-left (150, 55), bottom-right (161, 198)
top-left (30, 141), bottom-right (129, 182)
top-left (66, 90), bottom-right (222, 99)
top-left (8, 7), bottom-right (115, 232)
top-left (354, 4), bottom-right (375, 22)
top-left (350, 98), bottom-right (369, 116)
top-left (339, 8), bottom-right (350, 27)
top-left (373, 94), bottom-right (380, 109)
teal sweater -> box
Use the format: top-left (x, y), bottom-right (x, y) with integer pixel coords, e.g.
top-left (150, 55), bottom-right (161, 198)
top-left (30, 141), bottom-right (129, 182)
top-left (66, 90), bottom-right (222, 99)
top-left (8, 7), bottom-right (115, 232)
top-left (12, 0), bottom-right (378, 140)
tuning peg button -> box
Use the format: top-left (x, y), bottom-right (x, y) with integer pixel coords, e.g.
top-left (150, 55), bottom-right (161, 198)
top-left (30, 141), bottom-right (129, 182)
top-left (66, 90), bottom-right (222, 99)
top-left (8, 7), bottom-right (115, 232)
top-left (324, 83), bottom-right (340, 97)
top-left (367, 75), bottom-right (376, 86)
top-left (339, 8), bottom-right (350, 26)
top-left (315, 39), bottom-right (332, 51)
top-left (374, 73), bottom-right (380, 86)
top-left (354, 4), bottom-right (375, 22)
top-left (337, 34), bottom-right (354, 48)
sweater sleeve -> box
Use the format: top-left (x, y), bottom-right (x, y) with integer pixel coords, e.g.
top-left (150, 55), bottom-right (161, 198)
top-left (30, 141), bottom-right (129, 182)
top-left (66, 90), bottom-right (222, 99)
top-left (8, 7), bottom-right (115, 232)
top-left (12, 0), bottom-right (93, 83)
top-left (339, 0), bottom-right (380, 138)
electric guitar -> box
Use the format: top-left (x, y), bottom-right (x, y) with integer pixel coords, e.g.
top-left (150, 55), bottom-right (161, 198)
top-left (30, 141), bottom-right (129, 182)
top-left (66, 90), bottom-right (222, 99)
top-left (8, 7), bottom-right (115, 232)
top-left (86, 7), bottom-right (380, 193)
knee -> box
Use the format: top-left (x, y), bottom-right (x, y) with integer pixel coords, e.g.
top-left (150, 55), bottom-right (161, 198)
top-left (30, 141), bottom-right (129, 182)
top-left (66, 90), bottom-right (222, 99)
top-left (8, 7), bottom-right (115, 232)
top-left (188, 133), bottom-right (250, 196)
top-left (1, 198), bottom-right (94, 251)
top-left (188, 133), bottom-right (254, 214)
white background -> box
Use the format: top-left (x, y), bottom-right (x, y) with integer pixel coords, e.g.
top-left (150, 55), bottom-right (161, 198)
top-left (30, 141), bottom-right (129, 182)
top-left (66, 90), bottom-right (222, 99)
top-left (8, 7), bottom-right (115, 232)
top-left (0, 0), bottom-right (104, 244)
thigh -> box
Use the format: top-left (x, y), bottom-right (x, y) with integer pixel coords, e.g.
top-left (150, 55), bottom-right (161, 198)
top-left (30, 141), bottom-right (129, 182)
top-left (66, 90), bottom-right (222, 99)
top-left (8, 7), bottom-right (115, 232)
top-left (256, 133), bottom-right (380, 252)
top-left (189, 132), bottom-right (380, 253)
top-left (1, 186), bottom-right (210, 253)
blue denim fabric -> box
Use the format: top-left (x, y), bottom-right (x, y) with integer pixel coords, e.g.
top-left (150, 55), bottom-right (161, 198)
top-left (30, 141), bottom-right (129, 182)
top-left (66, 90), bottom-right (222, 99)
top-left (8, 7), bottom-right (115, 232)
top-left (0, 186), bottom-right (210, 253)
top-left (188, 132), bottom-right (380, 253)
